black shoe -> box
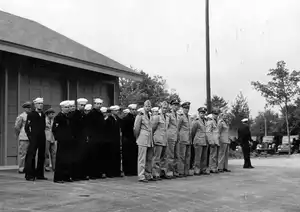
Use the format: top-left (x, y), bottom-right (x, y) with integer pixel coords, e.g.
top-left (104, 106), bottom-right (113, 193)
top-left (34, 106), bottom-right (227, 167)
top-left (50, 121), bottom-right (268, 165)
top-left (36, 176), bottom-right (48, 180)
top-left (249, 166), bottom-right (255, 169)
top-left (25, 177), bottom-right (35, 181)
top-left (18, 170), bottom-right (24, 174)
top-left (54, 180), bottom-right (64, 184)
top-left (218, 169), bottom-right (224, 173)
top-left (81, 177), bottom-right (89, 181)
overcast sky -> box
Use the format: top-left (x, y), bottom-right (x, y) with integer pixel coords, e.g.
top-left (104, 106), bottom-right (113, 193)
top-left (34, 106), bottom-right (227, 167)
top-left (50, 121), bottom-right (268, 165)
top-left (1, 0), bottom-right (300, 117)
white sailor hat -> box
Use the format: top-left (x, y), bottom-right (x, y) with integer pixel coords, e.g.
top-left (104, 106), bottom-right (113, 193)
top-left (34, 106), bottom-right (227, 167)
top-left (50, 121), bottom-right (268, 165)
top-left (77, 98), bottom-right (88, 105)
top-left (151, 107), bottom-right (159, 112)
top-left (69, 100), bottom-right (75, 106)
top-left (33, 97), bottom-right (43, 104)
top-left (128, 104), bottom-right (137, 109)
top-left (110, 105), bottom-right (120, 111)
top-left (137, 108), bottom-right (144, 113)
top-left (206, 114), bottom-right (213, 119)
top-left (94, 98), bottom-right (103, 104)
top-left (241, 118), bottom-right (249, 123)
top-left (60, 100), bottom-right (70, 107)
top-left (123, 109), bottom-right (130, 114)
top-left (100, 107), bottom-right (108, 113)
top-left (84, 104), bottom-right (92, 110)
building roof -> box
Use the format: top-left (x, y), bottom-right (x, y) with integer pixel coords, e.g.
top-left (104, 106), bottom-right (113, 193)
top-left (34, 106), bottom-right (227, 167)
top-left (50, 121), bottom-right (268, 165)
top-left (0, 10), bottom-right (141, 80)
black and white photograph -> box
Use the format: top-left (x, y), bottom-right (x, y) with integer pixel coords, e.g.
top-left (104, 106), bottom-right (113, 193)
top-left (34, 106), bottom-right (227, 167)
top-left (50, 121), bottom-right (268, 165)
top-left (0, 0), bottom-right (300, 211)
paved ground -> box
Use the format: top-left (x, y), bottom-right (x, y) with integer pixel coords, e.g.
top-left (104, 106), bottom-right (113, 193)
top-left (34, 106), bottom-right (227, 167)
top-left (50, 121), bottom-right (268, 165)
top-left (1, 156), bottom-right (300, 212)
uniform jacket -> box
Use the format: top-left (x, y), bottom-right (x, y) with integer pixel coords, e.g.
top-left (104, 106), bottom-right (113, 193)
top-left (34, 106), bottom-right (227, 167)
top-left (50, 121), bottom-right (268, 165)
top-left (152, 113), bottom-right (169, 146)
top-left (45, 117), bottom-right (55, 143)
top-left (218, 119), bottom-right (230, 144)
top-left (25, 110), bottom-right (46, 140)
top-left (105, 115), bottom-right (121, 144)
top-left (167, 110), bottom-right (179, 142)
top-left (14, 112), bottom-right (29, 141)
top-left (191, 117), bottom-right (207, 146)
top-left (85, 108), bottom-right (105, 142)
top-left (133, 110), bottom-right (153, 147)
top-left (178, 113), bottom-right (192, 145)
top-left (238, 124), bottom-right (252, 145)
top-left (70, 109), bottom-right (86, 141)
top-left (121, 113), bottom-right (135, 140)
top-left (52, 112), bottom-right (73, 142)
top-left (206, 118), bottom-right (220, 146)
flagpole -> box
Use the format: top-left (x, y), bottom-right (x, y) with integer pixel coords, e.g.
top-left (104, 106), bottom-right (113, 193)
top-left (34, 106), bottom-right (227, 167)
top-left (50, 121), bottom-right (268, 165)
top-left (205, 0), bottom-right (212, 113)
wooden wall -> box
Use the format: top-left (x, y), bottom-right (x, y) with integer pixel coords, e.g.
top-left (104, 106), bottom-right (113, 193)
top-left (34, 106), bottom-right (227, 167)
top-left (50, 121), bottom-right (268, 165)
top-left (0, 52), bottom-right (120, 165)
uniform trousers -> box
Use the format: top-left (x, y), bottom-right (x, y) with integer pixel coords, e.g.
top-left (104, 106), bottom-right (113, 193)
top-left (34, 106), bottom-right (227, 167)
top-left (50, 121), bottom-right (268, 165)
top-left (24, 135), bottom-right (46, 179)
top-left (193, 144), bottom-right (209, 174)
top-left (166, 141), bottom-right (180, 176)
top-left (209, 144), bottom-right (219, 172)
top-left (18, 140), bottom-right (29, 172)
top-left (218, 143), bottom-right (229, 170)
top-left (241, 143), bottom-right (252, 168)
top-left (152, 144), bottom-right (167, 177)
top-left (45, 141), bottom-right (57, 170)
top-left (137, 146), bottom-right (153, 180)
top-left (178, 143), bottom-right (191, 175)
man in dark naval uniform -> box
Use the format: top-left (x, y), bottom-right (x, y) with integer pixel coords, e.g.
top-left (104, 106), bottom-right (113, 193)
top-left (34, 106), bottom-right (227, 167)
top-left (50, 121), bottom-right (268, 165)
top-left (106, 105), bottom-right (122, 177)
top-left (24, 97), bottom-right (47, 181)
top-left (122, 103), bottom-right (138, 176)
top-left (70, 98), bottom-right (89, 181)
top-left (52, 100), bottom-right (74, 183)
top-left (86, 98), bottom-right (105, 179)
top-left (238, 118), bottom-right (254, 169)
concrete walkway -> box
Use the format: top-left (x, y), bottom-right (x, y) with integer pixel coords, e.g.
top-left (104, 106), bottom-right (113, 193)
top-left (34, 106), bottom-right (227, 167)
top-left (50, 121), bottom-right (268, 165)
top-left (1, 156), bottom-right (300, 212)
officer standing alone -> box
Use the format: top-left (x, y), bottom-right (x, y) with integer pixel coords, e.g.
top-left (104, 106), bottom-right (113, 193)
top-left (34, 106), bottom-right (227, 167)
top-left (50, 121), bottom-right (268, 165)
top-left (238, 118), bottom-right (254, 169)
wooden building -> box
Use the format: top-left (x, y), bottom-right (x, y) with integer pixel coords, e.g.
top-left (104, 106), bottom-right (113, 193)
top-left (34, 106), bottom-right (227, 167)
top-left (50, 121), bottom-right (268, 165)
top-left (0, 11), bottom-right (142, 166)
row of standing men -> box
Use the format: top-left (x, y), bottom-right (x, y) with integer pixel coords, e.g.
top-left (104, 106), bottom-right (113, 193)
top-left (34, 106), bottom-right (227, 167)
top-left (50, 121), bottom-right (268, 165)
top-left (17, 97), bottom-right (253, 183)
top-left (19, 97), bottom-right (139, 183)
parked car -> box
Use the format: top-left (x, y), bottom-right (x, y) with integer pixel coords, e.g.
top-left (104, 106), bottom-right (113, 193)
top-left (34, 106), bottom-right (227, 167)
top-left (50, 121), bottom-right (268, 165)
top-left (277, 135), bottom-right (298, 154)
top-left (256, 136), bottom-right (276, 154)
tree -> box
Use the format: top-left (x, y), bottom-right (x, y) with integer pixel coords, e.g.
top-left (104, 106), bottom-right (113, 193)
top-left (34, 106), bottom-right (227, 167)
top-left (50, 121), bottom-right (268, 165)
top-left (230, 91), bottom-right (250, 131)
top-left (250, 110), bottom-right (280, 137)
top-left (205, 95), bottom-right (228, 112)
top-left (119, 69), bottom-right (181, 107)
top-left (251, 61), bottom-right (300, 154)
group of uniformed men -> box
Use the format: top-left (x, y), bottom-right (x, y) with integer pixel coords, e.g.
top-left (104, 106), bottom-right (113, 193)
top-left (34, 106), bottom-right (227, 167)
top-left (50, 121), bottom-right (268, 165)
top-left (15, 96), bottom-right (253, 183)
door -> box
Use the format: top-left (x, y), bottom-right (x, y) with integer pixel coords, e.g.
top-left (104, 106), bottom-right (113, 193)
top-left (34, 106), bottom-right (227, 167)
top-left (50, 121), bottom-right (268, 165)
top-left (0, 67), bottom-right (4, 165)
top-left (20, 70), bottom-right (65, 114)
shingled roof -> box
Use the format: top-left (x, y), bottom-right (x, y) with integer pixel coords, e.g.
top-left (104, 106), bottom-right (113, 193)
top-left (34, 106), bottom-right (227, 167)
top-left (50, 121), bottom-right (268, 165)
top-left (0, 10), bottom-right (141, 80)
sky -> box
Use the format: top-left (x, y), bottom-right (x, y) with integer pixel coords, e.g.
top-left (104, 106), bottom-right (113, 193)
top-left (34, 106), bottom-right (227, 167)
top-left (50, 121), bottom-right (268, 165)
top-left (1, 0), bottom-right (300, 117)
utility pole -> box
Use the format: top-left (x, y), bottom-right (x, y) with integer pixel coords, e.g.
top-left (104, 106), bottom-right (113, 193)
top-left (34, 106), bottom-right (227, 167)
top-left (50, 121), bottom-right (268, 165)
top-left (205, 0), bottom-right (212, 113)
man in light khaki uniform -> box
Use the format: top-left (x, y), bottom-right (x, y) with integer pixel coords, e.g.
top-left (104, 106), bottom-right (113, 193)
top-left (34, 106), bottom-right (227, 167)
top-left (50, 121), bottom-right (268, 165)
top-left (166, 99), bottom-right (180, 178)
top-left (207, 109), bottom-right (220, 173)
top-left (177, 101), bottom-right (193, 177)
top-left (134, 100), bottom-right (153, 182)
top-left (14, 102), bottom-right (32, 173)
top-left (218, 113), bottom-right (231, 172)
top-left (151, 101), bottom-right (169, 180)
top-left (191, 107), bottom-right (210, 175)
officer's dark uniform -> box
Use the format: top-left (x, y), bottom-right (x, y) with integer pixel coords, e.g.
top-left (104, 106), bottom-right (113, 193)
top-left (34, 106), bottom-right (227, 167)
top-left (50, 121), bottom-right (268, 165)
top-left (24, 110), bottom-right (46, 181)
top-left (52, 111), bottom-right (74, 183)
top-left (238, 122), bottom-right (254, 168)
top-left (105, 114), bottom-right (122, 177)
top-left (121, 112), bottom-right (138, 176)
top-left (70, 109), bottom-right (88, 180)
top-left (86, 108), bottom-right (105, 179)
